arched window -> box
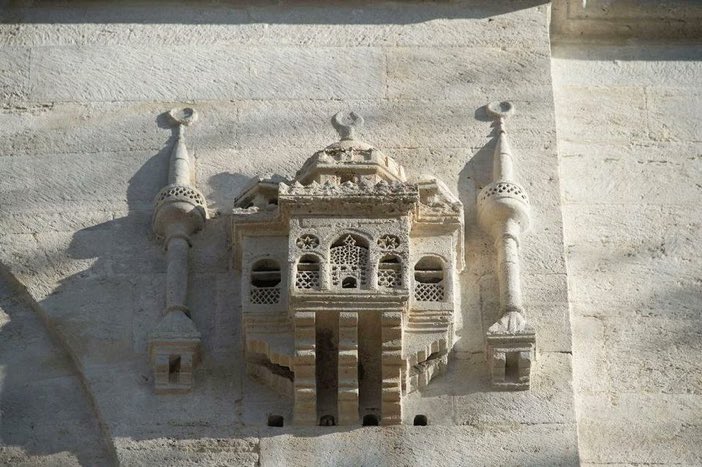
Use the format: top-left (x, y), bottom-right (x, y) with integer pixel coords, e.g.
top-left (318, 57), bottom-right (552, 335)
top-left (330, 234), bottom-right (369, 289)
top-left (295, 254), bottom-right (320, 290)
top-left (250, 259), bottom-right (281, 304)
top-left (378, 255), bottom-right (402, 289)
top-left (414, 256), bottom-right (445, 302)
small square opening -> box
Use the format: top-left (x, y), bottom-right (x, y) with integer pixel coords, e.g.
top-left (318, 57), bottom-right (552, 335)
top-left (319, 415), bottom-right (336, 426)
top-left (267, 415), bottom-right (284, 427)
top-left (505, 352), bottom-right (519, 384)
top-left (413, 414), bottom-right (428, 426)
top-left (168, 355), bottom-right (181, 384)
top-left (362, 414), bottom-right (379, 426)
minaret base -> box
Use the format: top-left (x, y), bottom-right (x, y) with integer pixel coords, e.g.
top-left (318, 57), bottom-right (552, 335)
top-left (486, 330), bottom-right (535, 390)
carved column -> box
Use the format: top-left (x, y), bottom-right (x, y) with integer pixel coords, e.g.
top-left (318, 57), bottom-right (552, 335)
top-left (477, 101), bottom-right (536, 390)
top-left (337, 312), bottom-right (359, 425)
top-left (149, 108), bottom-right (208, 394)
top-left (380, 310), bottom-right (403, 425)
top-left (293, 311), bottom-right (317, 425)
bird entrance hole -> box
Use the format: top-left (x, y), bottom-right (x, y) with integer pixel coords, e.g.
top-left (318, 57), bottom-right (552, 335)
top-left (319, 415), bottom-right (336, 426)
top-left (168, 355), bottom-right (181, 383)
top-left (267, 415), bottom-right (284, 427)
top-left (342, 277), bottom-right (357, 289)
top-left (505, 352), bottom-right (520, 383)
top-left (362, 414), bottom-right (379, 426)
top-left (413, 415), bottom-right (428, 426)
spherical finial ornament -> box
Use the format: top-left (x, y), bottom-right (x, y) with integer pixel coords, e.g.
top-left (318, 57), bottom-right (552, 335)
top-left (168, 107), bottom-right (198, 127)
top-left (332, 111), bottom-right (364, 140)
top-left (486, 101), bottom-right (515, 120)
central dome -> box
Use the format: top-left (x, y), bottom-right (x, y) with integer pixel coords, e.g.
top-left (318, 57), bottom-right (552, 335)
top-left (294, 112), bottom-right (406, 185)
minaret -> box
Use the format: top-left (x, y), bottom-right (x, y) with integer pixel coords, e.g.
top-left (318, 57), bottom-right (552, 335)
top-left (149, 108), bottom-right (208, 394)
top-left (477, 101), bottom-right (536, 390)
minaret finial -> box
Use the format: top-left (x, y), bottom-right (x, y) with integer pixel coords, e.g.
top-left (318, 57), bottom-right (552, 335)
top-left (486, 101), bottom-right (515, 134)
top-left (486, 101), bottom-right (516, 181)
top-left (166, 107), bottom-right (198, 186)
top-left (332, 111), bottom-right (364, 141)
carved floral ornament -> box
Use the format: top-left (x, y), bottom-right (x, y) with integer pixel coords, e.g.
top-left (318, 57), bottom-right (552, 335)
top-left (148, 105), bottom-right (536, 425)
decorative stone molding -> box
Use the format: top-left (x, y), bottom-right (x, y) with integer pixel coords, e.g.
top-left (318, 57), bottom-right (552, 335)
top-left (477, 101), bottom-right (536, 390)
top-left (231, 112), bottom-right (464, 426)
top-left (149, 108), bottom-right (208, 394)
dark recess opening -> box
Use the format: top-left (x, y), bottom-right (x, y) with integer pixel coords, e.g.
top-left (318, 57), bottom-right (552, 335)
top-left (362, 414), bottom-right (379, 426)
top-left (505, 352), bottom-right (520, 383)
top-left (168, 355), bottom-right (181, 383)
top-left (267, 415), bottom-right (284, 427)
top-left (342, 277), bottom-right (357, 289)
top-left (319, 415), bottom-right (336, 426)
top-left (413, 415), bottom-right (428, 426)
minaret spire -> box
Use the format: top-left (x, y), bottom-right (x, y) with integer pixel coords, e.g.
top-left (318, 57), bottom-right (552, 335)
top-left (149, 107), bottom-right (208, 394)
top-left (477, 101), bottom-right (536, 390)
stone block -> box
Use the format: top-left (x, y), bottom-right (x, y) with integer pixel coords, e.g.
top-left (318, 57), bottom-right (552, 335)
top-left (387, 46), bottom-right (552, 100)
top-left (554, 85), bottom-right (648, 143)
top-left (0, 4), bottom-right (550, 49)
top-left (30, 46), bottom-right (386, 102)
top-left (603, 316), bottom-right (702, 394)
top-left (552, 45), bottom-right (702, 87)
top-left (647, 87), bottom-right (702, 142)
top-left (560, 146), bottom-right (702, 206)
top-left (0, 47), bottom-right (29, 102)
top-left (570, 316), bottom-right (610, 395)
top-left (259, 422), bottom-right (579, 466)
top-left (0, 150), bottom-right (167, 214)
top-left (577, 393), bottom-right (702, 465)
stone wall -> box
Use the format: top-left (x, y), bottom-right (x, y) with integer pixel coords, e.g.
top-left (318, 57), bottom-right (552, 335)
top-left (0, 1), bottom-right (580, 465)
top-left (552, 43), bottom-right (702, 465)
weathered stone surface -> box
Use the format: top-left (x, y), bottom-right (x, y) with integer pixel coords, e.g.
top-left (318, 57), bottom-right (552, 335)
top-left (259, 423), bottom-right (579, 466)
top-left (554, 41), bottom-right (702, 465)
top-left (0, 47), bottom-right (29, 102)
top-left (0, 2), bottom-right (550, 48)
top-left (0, 279), bottom-right (112, 466)
top-left (30, 46), bottom-right (386, 102)
top-left (0, 2), bottom-right (582, 464)
top-left (387, 47), bottom-right (552, 100)
top-left (577, 393), bottom-right (702, 465)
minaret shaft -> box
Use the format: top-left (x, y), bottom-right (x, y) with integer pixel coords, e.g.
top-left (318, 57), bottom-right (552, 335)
top-left (149, 107), bottom-right (207, 394)
top-left (169, 126), bottom-right (192, 186)
top-left (493, 132), bottom-right (515, 181)
top-left (496, 219), bottom-right (523, 313)
top-left (165, 233), bottom-right (190, 311)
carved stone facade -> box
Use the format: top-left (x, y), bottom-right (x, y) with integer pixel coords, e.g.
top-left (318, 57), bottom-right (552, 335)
top-left (231, 113), bottom-right (465, 426)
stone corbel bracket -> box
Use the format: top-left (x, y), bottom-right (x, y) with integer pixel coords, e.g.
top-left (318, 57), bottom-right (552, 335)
top-left (149, 108), bottom-right (208, 394)
top-left (477, 101), bottom-right (536, 390)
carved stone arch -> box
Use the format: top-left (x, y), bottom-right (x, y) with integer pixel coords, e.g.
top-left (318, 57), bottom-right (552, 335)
top-left (329, 232), bottom-right (370, 289)
top-left (323, 229), bottom-right (372, 251)
top-left (378, 253), bottom-right (403, 289)
top-left (249, 257), bottom-right (282, 304)
top-left (413, 255), bottom-right (446, 302)
top-left (295, 253), bottom-right (322, 290)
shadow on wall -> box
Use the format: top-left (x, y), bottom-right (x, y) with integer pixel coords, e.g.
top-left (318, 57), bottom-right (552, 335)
top-left (550, 42), bottom-right (702, 62)
top-left (457, 106), bottom-right (502, 341)
top-left (0, 0), bottom-right (549, 24)
top-left (0, 265), bottom-right (116, 465)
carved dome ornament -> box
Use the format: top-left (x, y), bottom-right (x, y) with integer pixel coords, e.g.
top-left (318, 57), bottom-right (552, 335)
top-left (230, 111), bottom-right (465, 426)
top-left (146, 106), bottom-right (538, 422)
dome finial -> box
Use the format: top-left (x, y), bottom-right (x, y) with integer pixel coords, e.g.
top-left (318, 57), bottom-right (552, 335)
top-left (332, 111), bottom-right (364, 141)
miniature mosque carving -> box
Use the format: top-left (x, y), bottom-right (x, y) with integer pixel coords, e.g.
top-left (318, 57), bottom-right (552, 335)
top-left (148, 104), bottom-right (536, 426)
